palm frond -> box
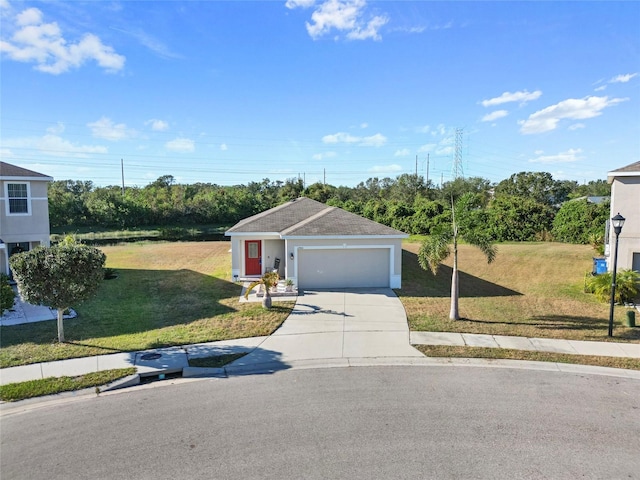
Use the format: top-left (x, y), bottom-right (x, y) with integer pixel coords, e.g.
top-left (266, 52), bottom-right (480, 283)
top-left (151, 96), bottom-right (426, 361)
top-left (418, 234), bottom-right (452, 275)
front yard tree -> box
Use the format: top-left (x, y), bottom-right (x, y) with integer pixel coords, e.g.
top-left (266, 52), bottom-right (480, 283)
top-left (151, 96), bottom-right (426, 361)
top-left (9, 240), bottom-right (106, 342)
top-left (418, 193), bottom-right (497, 320)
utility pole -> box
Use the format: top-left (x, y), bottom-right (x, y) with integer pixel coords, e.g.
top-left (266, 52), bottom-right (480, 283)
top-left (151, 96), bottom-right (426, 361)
top-left (121, 158), bottom-right (125, 196)
top-left (323, 168), bottom-right (326, 185)
top-left (426, 154), bottom-right (430, 189)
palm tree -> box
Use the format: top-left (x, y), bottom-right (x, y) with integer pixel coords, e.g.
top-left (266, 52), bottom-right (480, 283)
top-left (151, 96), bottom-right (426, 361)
top-left (418, 193), bottom-right (497, 320)
top-left (244, 271), bottom-right (280, 309)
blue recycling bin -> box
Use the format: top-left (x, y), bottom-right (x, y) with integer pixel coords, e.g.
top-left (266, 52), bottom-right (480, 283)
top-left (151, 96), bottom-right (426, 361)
top-left (592, 257), bottom-right (607, 275)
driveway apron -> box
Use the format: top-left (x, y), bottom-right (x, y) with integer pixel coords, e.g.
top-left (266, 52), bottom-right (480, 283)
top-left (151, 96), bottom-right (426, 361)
top-left (235, 288), bottom-right (422, 368)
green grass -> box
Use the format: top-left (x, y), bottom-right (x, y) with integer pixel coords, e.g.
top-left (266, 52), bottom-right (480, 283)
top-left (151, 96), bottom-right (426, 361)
top-left (416, 345), bottom-right (640, 371)
top-left (188, 352), bottom-right (248, 368)
top-left (400, 242), bottom-right (640, 343)
top-left (0, 368), bottom-right (136, 402)
top-left (0, 242), bottom-right (293, 368)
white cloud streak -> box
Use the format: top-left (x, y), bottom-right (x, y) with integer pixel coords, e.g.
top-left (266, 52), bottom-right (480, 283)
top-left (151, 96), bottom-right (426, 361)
top-left (610, 73), bottom-right (637, 83)
top-left (322, 131), bottom-right (387, 147)
top-left (165, 137), bottom-right (195, 152)
top-left (369, 164), bottom-right (401, 173)
top-left (481, 90), bottom-right (542, 107)
top-left (519, 96), bottom-right (627, 134)
top-left (146, 119), bottom-right (169, 131)
top-left (481, 110), bottom-right (508, 122)
top-left (0, 6), bottom-right (125, 74)
top-left (88, 117), bottom-right (134, 141)
top-left (528, 148), bottom-right (583, 164)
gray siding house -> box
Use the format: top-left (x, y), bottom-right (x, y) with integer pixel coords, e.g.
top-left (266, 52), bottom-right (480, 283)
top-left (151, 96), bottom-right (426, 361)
top-left (607, 161), bottom-right (640, 272)
top-left (0, 162), bottom-right (53, 276)
top-left (226, 197), bottom-right (408, 289)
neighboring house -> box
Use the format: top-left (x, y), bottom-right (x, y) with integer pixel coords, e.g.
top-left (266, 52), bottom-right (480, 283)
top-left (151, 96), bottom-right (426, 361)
top-left (606, 161), bottom-right (640, 272)
top-left (225, 197), bottom-right (408, 289)
top-left (0, 162), bottom-right (53, 276)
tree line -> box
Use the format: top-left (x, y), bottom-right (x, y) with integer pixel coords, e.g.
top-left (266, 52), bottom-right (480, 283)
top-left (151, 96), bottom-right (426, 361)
top-left (48, 171), bottom-right (611, 245)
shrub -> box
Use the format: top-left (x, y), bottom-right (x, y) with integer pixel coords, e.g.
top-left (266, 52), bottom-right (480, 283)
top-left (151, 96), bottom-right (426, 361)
top-left (0, 273), bottom-right (15, 312)
top-left (585, 269), bottom-right (640, 304)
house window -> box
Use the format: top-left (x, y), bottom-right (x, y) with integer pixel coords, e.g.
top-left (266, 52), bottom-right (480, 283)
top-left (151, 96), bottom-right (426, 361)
top-left (7, 183), bottom-right (30, 215)
top-left (248, 242), bottom-right (259, 258)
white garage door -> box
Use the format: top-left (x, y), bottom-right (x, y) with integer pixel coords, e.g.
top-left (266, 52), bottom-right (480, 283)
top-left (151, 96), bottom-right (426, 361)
top-left (298, 248), bottom-right (390, 289)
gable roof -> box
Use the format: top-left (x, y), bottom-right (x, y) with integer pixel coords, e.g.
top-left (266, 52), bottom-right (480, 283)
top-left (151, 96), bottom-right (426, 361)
top-left (0, 162), bottom-right (53, 181)
top-left (226, 197), bottom-right (407, 238)
top-left (608, 161), bottom-right (640, 183)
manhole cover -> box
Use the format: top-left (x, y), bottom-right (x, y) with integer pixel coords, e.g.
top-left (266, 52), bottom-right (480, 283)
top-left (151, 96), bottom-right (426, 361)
top-left (140, 353), bottom-right (162, 361)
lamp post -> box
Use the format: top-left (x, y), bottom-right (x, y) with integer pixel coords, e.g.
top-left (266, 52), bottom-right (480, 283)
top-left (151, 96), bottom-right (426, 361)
top-left (608, 213), bottom-right (625, 337)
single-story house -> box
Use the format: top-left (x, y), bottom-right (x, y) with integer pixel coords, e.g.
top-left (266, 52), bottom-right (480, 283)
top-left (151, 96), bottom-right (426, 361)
top-left (225, 197), bottom-right (408, 289)
top-left (607, 161), bottom-right (640, 272)
top-left (0, 162), bottom-right (53, 276)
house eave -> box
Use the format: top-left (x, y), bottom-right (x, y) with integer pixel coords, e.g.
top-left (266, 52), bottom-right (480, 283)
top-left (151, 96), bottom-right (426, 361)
top-left (225, 231), bottom-right (280, 237)
top-left (282, 234), bottom-right (409, 240)
top-left (0, 175), bottom-right (54, 182)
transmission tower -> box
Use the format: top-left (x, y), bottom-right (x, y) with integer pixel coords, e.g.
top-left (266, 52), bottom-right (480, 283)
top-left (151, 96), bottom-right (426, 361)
top-left (452, 128), bottom-right (464, 179)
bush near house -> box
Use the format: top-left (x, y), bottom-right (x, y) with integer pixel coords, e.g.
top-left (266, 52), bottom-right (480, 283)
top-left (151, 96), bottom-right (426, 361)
top-left (585, 270), bottom-right (640, 304)
top-left (1, 273), bottom-right (15, 313)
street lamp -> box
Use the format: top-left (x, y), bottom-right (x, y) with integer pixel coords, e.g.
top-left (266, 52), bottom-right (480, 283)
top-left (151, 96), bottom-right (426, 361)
top-left (608, 213), bottom-right (625, 337)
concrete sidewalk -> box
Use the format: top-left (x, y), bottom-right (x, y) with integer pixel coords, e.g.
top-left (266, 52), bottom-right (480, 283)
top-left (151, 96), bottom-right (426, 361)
top-left (411, 331), bottom-right (640, 358)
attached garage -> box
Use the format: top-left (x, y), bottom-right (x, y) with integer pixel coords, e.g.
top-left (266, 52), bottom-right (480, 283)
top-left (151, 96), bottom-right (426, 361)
top-left (298, 248), bottom-right (390, 289)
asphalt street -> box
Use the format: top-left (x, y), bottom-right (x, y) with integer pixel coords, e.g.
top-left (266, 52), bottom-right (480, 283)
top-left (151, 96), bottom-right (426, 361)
top-left (2, 366), bottom-right (639, 479)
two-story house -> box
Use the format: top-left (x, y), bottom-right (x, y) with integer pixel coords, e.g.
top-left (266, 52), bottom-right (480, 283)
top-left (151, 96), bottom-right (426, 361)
top-left (0, 162), bottom-right (53, 276)
top-left (607, 161), bottom-right (640, 273)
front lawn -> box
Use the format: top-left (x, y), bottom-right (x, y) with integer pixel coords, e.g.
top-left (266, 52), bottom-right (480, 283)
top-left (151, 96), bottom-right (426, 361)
top-left (401, 242), bottom-right (640, 342)
top-left (0, 242), bottom-right (293, 368)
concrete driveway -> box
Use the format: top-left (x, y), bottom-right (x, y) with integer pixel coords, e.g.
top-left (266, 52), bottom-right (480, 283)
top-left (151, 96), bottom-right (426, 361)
top-left (230, 288), bottom-right (422, 370)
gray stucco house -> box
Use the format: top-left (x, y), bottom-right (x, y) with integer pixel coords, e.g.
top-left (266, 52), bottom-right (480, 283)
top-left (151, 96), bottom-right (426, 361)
top-left (607, 161), bottom-right (640, 273)
top-left (225, 197), bottom-right (408, 289)
top-left (0, 162), bottom-right (53, 276)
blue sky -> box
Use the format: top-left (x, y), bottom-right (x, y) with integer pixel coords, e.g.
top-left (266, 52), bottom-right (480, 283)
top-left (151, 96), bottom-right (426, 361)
top-left (1, 0), bottom-right (638, 188)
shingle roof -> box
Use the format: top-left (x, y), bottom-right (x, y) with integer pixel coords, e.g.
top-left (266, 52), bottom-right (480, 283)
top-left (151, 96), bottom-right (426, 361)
top-left (607, 161), bottom-right (640, 182)
top-left (0, 162), bottom-right (53, 180)
top-left (226, 197), bottom-right (407, 237)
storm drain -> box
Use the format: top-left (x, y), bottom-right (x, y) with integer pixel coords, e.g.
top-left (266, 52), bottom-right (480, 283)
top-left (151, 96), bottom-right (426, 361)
top-left (140, 353), bottom-right (162, 361)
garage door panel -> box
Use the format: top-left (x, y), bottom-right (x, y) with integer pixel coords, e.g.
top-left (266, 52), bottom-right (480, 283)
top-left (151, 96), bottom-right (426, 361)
top-left (299, 248), bottom-right (389, 289)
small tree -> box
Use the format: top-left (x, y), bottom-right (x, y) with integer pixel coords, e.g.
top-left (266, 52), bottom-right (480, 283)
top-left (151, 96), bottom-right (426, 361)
top-left (244, 271), bottom-right (279, 309)
top-left (9, 240), bottom-right (106, 342)
top-left (418, 193), bottom-right (497, 320)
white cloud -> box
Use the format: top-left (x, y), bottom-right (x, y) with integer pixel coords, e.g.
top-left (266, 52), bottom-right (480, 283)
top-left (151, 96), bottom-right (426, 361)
top-left (369, 164), bottom-right (402, 173)
top-left (145, 119), bottom-right (169, 131)
top-left (519, 96), bottom-right (627, 134)
top-left (290, 0), bottom-right (388, 41)
top-left (610, 73), bottom-right (637, 83)
top-left (418, 143), bottom-right (436, 153)
top-left (528, 148), bottom-right (583, 164)
top-left (481, 90), bottom-right (542, 107)
top-left (220, 143), bottom-right (228, 151)
top-left (46, 122), bottom-right (65, 135)
top-left (322, 131), bottom-right (387, 146)
top-left (594, 85), bottom-right (607, 92)
top-left (416, 125), bottom-right (430, 134)
top-left (481, 110), bottom-right (508, 122)
top-left (312, 151), bottom-right (337, 160)
top-left (285, 0), bottom-right (316, 8)
top-left (394, 148), bottom-right (410, 157)
top-left (360, 122), bottom-right (368, 128)
top-left (568, 123), bottom-right (585, 131)
top-left (0, 6), bottom-right (125, 74)
top-left (88, 117), bottom-right (133, 141)
top-left (38, 134), bottom-right (108, 156)
top-left (165, 137), bottom-right (195, 152)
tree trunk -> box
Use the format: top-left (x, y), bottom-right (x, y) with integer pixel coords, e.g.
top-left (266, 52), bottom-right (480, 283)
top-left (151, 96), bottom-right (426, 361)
top-left (57, 307), bottom-right (65, 342)
top-left (262, 285), bottom-right (272, 309)
top-left (449, 233), bottom-right (460, 320)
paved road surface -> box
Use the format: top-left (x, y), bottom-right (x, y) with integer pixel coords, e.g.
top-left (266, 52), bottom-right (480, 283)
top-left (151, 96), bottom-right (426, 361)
top-left (2, 366), bottom-right (639, 479)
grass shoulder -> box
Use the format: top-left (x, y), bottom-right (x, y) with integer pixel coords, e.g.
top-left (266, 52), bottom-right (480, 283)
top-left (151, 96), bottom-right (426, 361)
top-left (0, 368), bottom-right (136, 402)
top-left (416, 345), bottom-right (640, 371)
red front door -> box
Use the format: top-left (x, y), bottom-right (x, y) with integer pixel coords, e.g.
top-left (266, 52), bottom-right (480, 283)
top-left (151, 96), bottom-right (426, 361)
top-left (245, 240), bottom-right (261, 276)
